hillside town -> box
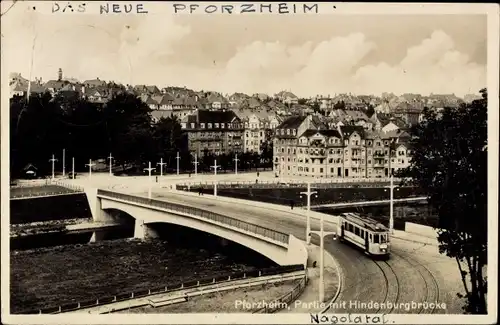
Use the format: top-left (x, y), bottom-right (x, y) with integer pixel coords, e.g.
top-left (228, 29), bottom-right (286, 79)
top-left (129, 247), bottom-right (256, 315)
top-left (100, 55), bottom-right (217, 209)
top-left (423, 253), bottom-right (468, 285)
top-left (10, 69), bottom-right (480, 179)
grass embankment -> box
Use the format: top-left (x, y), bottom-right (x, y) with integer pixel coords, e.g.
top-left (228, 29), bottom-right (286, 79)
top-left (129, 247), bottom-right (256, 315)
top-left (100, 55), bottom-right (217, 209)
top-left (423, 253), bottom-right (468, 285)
top-left (11, 239), bottom-right (265, 313)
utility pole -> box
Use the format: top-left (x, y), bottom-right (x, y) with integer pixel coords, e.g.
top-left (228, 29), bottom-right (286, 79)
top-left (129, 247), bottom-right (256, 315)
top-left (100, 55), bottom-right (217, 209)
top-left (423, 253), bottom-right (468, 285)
top-left (210, 159), bottom-right (221, 197)
top-left (72, 157), bottom-right (75, 180)
top-left (49, 154), bottom-right (58, 180)
top-left (300, 182), bottom-right (317, 245)
top-left (144, 162), bottom-right (156, 199)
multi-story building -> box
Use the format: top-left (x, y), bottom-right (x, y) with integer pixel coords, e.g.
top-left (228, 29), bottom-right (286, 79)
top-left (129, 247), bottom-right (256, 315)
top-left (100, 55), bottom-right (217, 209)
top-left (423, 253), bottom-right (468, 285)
top-left (273, 114), bottom-right (412, 179)
top-left (236, 109), bottom-right (280, 153)
top-left (181, 109), bottom-right (244, 157)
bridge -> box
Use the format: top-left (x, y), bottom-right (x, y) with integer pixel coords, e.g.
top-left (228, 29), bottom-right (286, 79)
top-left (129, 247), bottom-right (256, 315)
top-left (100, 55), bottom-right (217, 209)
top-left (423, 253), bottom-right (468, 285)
top-left (86, 188), bottom-right (308, 267)
top-left (310, 197), bottom-right (428, 209)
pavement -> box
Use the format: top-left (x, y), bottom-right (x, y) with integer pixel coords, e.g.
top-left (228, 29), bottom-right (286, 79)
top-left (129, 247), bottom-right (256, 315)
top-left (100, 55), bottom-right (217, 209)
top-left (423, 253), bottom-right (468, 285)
top-left (281, 242), bottom-right (341, 313)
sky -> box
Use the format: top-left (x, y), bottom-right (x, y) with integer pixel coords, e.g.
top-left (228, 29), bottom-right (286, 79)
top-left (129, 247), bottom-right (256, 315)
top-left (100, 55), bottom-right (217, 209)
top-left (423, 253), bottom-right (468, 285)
top-left (1, 2), bottom-right (487, 97)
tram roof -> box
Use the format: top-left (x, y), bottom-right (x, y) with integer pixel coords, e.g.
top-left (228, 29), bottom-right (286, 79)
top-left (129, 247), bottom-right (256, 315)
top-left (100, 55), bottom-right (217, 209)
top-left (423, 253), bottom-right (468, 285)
top-left (340, 212), bottom-right (389, 232)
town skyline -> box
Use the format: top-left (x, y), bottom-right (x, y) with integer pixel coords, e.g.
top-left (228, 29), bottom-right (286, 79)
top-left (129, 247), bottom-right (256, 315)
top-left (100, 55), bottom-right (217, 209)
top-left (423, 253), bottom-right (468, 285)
top-left (2, 3), bottom-right (486, 98)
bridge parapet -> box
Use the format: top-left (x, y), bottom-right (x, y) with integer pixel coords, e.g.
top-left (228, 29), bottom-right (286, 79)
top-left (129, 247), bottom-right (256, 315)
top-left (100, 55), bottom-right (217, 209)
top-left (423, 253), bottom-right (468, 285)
top-left (96, 189), bottom-right (290, 245)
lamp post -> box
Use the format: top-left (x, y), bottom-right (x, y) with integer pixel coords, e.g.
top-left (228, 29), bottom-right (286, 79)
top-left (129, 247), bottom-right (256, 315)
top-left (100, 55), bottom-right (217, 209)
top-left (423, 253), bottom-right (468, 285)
top-left (85, 159), bottom-right (96, 182)
top-left (49, 154), bottom-right (58, 180)
top-left (107, 153), bottom-right (114, 176)
top-left (176, 152), bottom-right (180, 175)
top-left (300, 182), bottom-right (317, 245)
top-left (210, 159), bottom-right (221, 197)
top-left (309, 215), bottom-right (337, 303)
top-left (192, 154), bottom-right (199, 176)
top-left (233, 154), bottom-right (239, 175)
top-left (72, 157), bottom-right (75, 180)
top-left (384, 174), bottom-right (399, 234)
top-left (62, 149), bottom-right (66, 177)
top-left (144, 162), bottom-right (156, 199)
top-left (157, 158), bottom-right (167, 177)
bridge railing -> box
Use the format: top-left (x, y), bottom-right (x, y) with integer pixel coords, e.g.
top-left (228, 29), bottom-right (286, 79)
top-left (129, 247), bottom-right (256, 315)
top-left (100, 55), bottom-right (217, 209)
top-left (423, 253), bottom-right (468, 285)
top-left (97, 189), bottom-right (289, 244)
top-left (252, 274), bottom-right (308, 313)
top-left (176, 177), bottom-right (405, 190)
top-left (17, 264), bottom-right (305, 315)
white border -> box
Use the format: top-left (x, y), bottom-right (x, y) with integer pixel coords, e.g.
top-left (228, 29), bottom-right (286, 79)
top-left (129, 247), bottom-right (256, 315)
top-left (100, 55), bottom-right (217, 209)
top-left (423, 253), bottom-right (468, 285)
top-left (1, 2), bottom-right (498, 324)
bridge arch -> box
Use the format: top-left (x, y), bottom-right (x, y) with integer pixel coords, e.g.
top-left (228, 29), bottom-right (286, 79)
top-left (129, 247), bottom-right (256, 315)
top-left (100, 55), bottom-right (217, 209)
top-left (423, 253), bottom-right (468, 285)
top-left (98, 198), bottom-right (307, 266)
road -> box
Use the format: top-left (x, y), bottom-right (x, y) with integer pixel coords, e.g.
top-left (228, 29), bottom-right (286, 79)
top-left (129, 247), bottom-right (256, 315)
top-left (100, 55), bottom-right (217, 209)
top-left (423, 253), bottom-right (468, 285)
top-left (124, 188), bottom-right (461, 314)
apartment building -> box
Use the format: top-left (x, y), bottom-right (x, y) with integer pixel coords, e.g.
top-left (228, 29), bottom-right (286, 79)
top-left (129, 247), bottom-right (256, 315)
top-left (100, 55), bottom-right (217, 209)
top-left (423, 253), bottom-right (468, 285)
top-left (236, 109), bottom-right (280, 153)
top-left (181, 109), bottom-right (244, 157)
top-left (273, 114), bottom-right (411, 178)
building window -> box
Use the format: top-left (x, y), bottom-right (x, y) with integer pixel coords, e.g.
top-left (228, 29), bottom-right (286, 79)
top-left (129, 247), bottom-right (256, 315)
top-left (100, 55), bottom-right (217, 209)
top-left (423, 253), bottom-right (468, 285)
top-left (320, 168), bottom-right (323, 173)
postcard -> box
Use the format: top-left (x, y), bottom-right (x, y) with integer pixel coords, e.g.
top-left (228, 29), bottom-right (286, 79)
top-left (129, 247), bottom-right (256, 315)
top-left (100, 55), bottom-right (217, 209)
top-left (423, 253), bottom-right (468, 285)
top-left (1, 1), bottom-right (498, 324)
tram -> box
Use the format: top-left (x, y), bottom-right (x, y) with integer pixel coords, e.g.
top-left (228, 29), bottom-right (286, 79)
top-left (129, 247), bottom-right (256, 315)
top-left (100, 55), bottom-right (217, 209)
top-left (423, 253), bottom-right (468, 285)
top-left (337, 212), bottom-right (390, 257)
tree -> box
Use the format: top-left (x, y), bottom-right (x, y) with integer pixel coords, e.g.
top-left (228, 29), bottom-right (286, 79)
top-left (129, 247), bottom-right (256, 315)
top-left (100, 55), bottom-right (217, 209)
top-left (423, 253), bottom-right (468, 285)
top-left (103, 93), bottom-right (154, 167)
top-left (398, 89), bottom-right (487, 314)
top-left (365, 103), bottom-right (375, 118)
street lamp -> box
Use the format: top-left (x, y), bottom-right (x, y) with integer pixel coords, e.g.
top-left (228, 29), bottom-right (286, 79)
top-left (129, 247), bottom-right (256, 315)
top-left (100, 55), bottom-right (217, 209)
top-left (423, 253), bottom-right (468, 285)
top-left (309, 215), bottom-right (337, 303)
top-left (233, 153), bottom-right (239, 175)
top-left (384, 174), bottom-right (399, 234)
top-left (49, 154), bottom-right (58, 180)
top-left (85, 159), bottom-right (96, 182)
top-left (144, 162), bottom-right (156, 199)
top-left (300, 182), bottom-right (317, 245)
top-left (62, 149), bottom-right (66, 177)
top-left (107, 153), bottom-right (114, 176)
top-left (210, 159), bottom-right (221, 197)
top-left (176, 152), bottom-right (181, 175)
top-left (157, 158), bottom-right (167, 177)
top-left (192, 154), bottom-right (199, 177)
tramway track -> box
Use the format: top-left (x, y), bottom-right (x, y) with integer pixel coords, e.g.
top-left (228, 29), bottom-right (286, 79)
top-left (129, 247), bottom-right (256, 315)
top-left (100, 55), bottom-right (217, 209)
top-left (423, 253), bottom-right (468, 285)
top-left (372, 259), bottom-right (400, 314)
top-left (391, 250), bottom-right (441, 314)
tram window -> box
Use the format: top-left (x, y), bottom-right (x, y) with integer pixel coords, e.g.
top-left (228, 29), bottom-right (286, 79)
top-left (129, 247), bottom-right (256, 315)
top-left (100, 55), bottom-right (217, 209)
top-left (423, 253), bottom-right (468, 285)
top-left (348, 224), bottom-right (353, 232)
top-left (354, 227), bottom-right (360, 236)
top-left (381, 234), bottom-right (387, 243)
top-left (373, 234), bottom-right (379, 243)
top-left (369, 234), bottom-right (372, 242)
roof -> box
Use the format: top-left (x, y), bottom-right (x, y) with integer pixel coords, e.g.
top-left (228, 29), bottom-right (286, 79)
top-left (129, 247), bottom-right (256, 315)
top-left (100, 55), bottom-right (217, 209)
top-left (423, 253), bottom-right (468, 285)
top-left (83, 79), bottom-right (106, 87)
top-left (44, 80), bottom-right (66, 89)
top-left (300, 129), bottom-right (342, 138)
top-left (381, 129), bottom-right (410, 140)
top-left (151, 110), bottom-right (173, 121)
top-left (339, 125), bottom-right (365, 138)
top-left (340, 212), bottom-right (388, 232)
top-left (196, 109), bottom-right (241, 124)
top-left (159, 94), bottom-right (174, 105)
top-left (277, 115), bottom-right (307, 129)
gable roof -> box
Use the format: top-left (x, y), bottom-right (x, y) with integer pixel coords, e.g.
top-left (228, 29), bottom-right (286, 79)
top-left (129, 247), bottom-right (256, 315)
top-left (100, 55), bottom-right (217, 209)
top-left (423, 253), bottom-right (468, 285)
top-left (196, 109), bottom-right (241, 124)
top-left (339, 125), bottom-right (365, 138)
top-left (278, 115), bottom-right (307, 129)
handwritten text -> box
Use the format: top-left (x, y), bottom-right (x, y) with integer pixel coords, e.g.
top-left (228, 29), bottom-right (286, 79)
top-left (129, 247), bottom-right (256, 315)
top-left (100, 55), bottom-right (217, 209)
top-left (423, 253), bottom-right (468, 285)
top-left (172, 3), bottom-right (319, 14)
top-left (310, 313), bottom-right (390, 324)
top-left (100, 3), bottom-right (148, 14)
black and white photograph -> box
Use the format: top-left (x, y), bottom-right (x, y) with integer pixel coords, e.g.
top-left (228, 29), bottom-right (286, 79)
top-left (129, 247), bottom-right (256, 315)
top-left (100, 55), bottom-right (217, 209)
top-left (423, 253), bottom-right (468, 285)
top-left (1, 1), bottom-right (498, 324)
